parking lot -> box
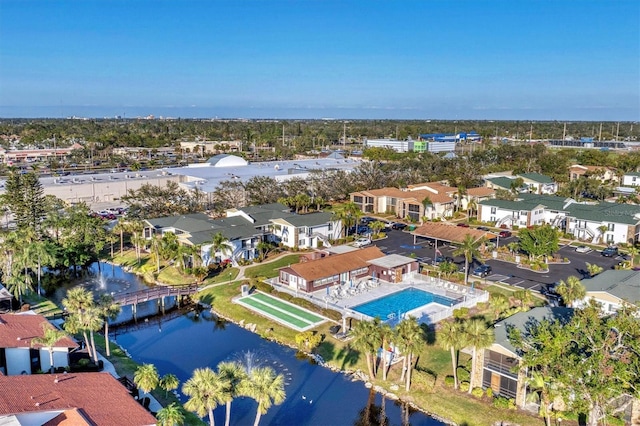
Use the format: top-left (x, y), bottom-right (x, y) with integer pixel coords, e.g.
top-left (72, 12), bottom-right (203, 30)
top-left (373, 230), bottom-right (627, 293)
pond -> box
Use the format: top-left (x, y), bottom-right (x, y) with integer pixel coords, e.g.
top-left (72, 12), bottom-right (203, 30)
top-left (115, 310), bottom-right (445, 426)
top-left (62, 262), bottom-right (445, 425)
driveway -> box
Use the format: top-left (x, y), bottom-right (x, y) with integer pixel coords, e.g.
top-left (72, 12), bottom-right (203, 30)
top-left (374, 232), bottom-right (626, 293)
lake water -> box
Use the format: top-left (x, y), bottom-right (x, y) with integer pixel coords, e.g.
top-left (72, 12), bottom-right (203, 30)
top-left (70, 262), bottom-right (445, 425)
top-left (116, 310), bottom-right (445, 426)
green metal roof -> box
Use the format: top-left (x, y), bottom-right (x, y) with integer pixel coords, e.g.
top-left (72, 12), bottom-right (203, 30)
top-left (579, 270), bottom-right (640, 304)
top-left (519, 172), bottom-right (554, 184)
top-left (494, 307), bottom-right (574, 355)
top-left (486, 177), bottom-right (513, 190)
top-left (566, 202), bottom-right (640, 225)
top-left (624, 172), bottom-right (640, 177)
top-left (280, 211), bottom-right (334, 227)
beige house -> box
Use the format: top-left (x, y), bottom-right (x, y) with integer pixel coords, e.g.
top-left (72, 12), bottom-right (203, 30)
top-left (569, 164), bottom-right (618, 183)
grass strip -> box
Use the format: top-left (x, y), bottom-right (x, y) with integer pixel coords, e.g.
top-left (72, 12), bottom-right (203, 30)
top-left (240, 298), bottom-right (310, 329)
top-left (252, 293), bottom-right (324, 322)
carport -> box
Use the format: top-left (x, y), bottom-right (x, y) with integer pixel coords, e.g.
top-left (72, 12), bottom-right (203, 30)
top-left (411, 222), bottom-right (490, 249)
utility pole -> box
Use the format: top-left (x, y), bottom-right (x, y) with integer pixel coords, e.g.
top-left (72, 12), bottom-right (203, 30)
top-left (616, 122), bottom-right (620, 141)
top-left (343, 122), bottom-right (347, 149)
top-left (282, 124), bottom-right (285, 148)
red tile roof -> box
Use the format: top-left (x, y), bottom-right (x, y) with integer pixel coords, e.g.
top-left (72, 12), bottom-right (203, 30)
top-left (0, 373), bottom-right (156, 426)
top-left (287, 246), bottom-right (385, 281)
top-left (43, 408), bottom-right (92, 425)
top-left (0, 314), bottom-right (78, 349)
top-left (467, 187), bottom-right (496, 197)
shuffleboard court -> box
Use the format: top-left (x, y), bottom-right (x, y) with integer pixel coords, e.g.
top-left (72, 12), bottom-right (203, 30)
top-left (236, 292), bottom-right (327, 331)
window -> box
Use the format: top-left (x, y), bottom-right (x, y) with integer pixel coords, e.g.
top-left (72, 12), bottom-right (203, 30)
top-left (298, 238), bottom-right (306, 246)
top-left (607, 223), bottom-right (615, 231)
top-left (353, 195), bottom-right (363, 203)
top-left (328, 223), bottom-right (333, 231)
top-left (491, 207), bottom-right (497, 214)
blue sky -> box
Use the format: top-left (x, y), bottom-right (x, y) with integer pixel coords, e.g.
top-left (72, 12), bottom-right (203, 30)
top-left (1, 0), bottom-right (638, 120)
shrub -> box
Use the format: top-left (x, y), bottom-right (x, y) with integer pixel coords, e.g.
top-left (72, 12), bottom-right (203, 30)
top-left (471, 387), bottom-right (484, 398)
top-left (492, 396), bottom-right (516, 410)
top-left (453, 307), bottom-right (469, 319)
top-left (459, 381), bottom-right (470, 392)
top-left (485, 387), bottom-right (493, 398)
top-left (444, 375), bottom-right (455, 387)
top-left (456, 367), bottom-right (470, 382)
top-left (411, 369), bottom-right (436, 392)
top-left (253, 281), bottom-right (274, 294)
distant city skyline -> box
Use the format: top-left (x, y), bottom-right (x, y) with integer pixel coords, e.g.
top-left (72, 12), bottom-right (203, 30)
top-left (1, 0), bottom-right (638, 121)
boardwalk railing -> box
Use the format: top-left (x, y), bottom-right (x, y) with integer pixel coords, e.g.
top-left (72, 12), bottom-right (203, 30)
top-left (114, 284), bottom-right (199, 306)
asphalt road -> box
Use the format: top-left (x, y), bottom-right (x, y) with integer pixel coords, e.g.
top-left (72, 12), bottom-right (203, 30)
top-left (373, 230), bottom-right (626, 293)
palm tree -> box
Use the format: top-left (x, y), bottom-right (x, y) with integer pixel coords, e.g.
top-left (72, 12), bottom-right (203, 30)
top-left (462, 318), bottom-right (494, 394)
top-left (378, 322), bottom-right (394, 381)
top-left (31, 324), bottom-right (69, 373)
top-left (489, 293), bottom-right (510, 320)
top-left (585, 262), bottom-right (603, 277)
top-left (97, 293), bottom-right (121, 357)
top-left (182, 367), bottom-right (225, 426)
top-left (437, 320), bottom-right (465, 390)
top-left (217, 361), bottom-right (248, 426)
top-left (134, 363), bottom-right (160, 395)
top-left (627, 244), bottom-right (639, 267)
top-left (396, 317), bottom-right (425, 391)
top-left (255, 241), bottom-right (272, 262)
top-left (62, 287), bottom-right (99, 361)
top-left (421, 196), bottom-right (433, 220)
top-left (209, 232), bottom-right (233, 266)
top-left (241, 366), bottom-right (286, 426)
top-left (332, 202), bottom-right (362, 238)
top-left (156, 402), bottom-right (185, 426)
top-left (555, 276), bottom-right (586, 307)
top-left (597, 225), bottom-right (608, 244)
top-left (349, 319), bottom-right (381, 379)
top-left (160, 373), bottom-right (180, 398)
top-left (369, 220), bottom-right (385, 238)
top-left (453, 234), bottom-right (483, 285)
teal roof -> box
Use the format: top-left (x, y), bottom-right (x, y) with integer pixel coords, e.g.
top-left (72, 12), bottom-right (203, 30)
top-left (280, 211), bottom-right (334, 227)
top-left (518, 172), bottom-right (554, 184)
top-left (566, 202), bottom-right (640, 225)
top-left (494, 307), bottom-right (573, 355)
top-left (479, 194), bottom-right (572, 212)
top-left (486, 177), bottom-right (514, 190)
top-left (624, 172), bottom-right (640, 177)
top-left (579, 270), bottom-right (640, 304)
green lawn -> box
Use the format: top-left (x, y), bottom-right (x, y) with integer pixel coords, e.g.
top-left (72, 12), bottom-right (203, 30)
top-left (243, 254), bottom-right (301, 278)
top-left (251, 293), bottom-right (324, 322)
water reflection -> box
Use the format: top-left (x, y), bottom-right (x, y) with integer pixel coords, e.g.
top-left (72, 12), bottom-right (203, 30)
top-left (117, 310), bottom-right (443, 426)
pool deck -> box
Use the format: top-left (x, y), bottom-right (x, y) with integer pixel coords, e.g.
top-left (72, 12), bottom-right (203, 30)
top-left (266, 272), bottom-right (489, 325)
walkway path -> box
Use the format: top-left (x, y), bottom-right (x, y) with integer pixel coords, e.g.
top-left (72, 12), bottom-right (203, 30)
top-left (200, 251), bottom-right (293, 291)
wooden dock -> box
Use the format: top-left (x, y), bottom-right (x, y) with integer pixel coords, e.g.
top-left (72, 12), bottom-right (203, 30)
top-left (113, 284), bottom-right (199, 306)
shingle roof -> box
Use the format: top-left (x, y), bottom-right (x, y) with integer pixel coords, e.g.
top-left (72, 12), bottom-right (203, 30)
top-left (519, 172), bottom-right (554, 184)
top-left (412, 222), bottom-right (491, 243)
top-left (624, 172), bottom-right (640, 177)
top-left (493, 307), bottom-right (574, 355)
top-left (0, 314), bottom-right (78, 349)
top-left (579, 270), bottom-right (640, 304)
top-left (0, 373), bottom-right (156, 426)
top-left (286, 246), bottom-right (385, 281)
top-left (467, 187), bottom-right (495, 197)
top-left (479, 194), bottom-right (572, 212)
top-left (566, 202), bottom-right (640, 225)
top-left (278, 212), bottom-right (334, 227)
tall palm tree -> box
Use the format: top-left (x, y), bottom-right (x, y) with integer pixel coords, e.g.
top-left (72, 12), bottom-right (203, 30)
top-left (241, 366), bottom-right (286, 426)
top-left (97, 294), bottom-right (121, 357)
top-left (462, 318), bottom-right (494, 394)
top-left (350, 319), bottom-right (381, 379)
top-left (62, 287), bottom-right (97, 360)
top-left (156, 402), bottom-right (185, 426)
top-left (209, 232), bottom-right (233, 266)
top-left (628, 244), bottom-right (640, 267)
top-left (332, 202), bottom-right (362, 238)
top-left (378, 322), bottom-right (394, 381)
top-left (453, 234), bottom-right (483, 285)
top-left (182, 367), bottom-right (225, 426)
top-left (555, 276), bottom-right (586, 307)
top-left (134, 363), bottom-right (160, 395)
top-left (31, 324), bottom-right (69, 373)
top-left (437, 320), bottom-right (465, 390)
top-left (150, 234), bottom-right (164, 273)
top-left (217, 361), bottom-right (248, 426)
top-left (396, 317), bottom-right (425, 391)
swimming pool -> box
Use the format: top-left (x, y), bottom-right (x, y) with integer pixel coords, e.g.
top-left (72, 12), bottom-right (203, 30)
top-left (352, 288), bottom-right (455, 319)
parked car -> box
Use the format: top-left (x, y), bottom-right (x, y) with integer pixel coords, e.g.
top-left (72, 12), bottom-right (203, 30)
top-left (353, 237), bottom-right (372, 248)
top-left (457, 223), bottom-right (470, 227)
top-left (477, 226), bottom-right (490, 231)
top-left (575, 245), bottom-right (590, 253)
top-left (498, 230), bottom-right (512, 238)
top-left (391, 222), bottom-right (408, 230)
top-left (472, 264), bottom-right (492, 277)
top-left (601, 246), bottom-right (619, 257)
top-left (434, 255), bottom-right (454, 264)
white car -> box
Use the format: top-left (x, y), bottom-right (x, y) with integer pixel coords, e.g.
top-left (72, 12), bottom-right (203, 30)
top-left (575, 245), bottom-right (590, 253)
top-left (353, 238), bottom-right (372, 248)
